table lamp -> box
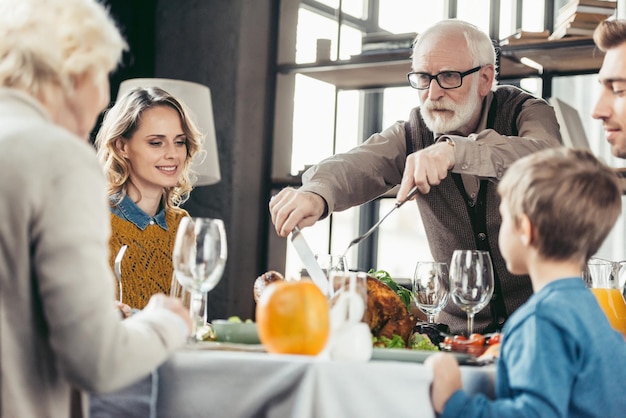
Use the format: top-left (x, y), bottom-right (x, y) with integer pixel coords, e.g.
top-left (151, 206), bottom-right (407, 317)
top-left (117, 78), bottom-right (221, 186)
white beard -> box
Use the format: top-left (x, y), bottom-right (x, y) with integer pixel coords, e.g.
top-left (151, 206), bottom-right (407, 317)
top-left (420, 82), bottom-right (482, 134)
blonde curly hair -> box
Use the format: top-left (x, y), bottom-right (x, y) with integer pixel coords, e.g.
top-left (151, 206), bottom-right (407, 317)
top-left (95, 86), bottom-right (204, 210)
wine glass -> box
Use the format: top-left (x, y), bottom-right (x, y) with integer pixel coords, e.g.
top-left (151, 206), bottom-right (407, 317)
top-left (169, 273), bottom-right (206, 320)
top-left (412, 261), bottom-right (449, 324)
top-left (315, 254), bottom-right (348, 298)
top-left (449, 250), bottom-right (494, 336)
top-left (170, 273), bottom-right (213, 340)
top-left (172, 217), bottom-right (227, 341)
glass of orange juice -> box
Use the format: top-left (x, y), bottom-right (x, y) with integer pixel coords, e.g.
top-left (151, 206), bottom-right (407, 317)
top-left (584, 259), bottom-right (626, 335)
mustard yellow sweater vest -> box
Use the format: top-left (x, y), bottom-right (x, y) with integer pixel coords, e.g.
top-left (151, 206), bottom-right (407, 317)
top-left (108, 208), bottom-right (189, 309)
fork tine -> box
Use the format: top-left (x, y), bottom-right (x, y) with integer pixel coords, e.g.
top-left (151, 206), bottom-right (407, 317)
top-left (115, 244), bottom-right (128, 265)
top-left (341, 186), bottom-right (419, 258)
top-left (114, 245), bottom-right (128, 303)
top-left (341, 207), bottom-right (396, 258)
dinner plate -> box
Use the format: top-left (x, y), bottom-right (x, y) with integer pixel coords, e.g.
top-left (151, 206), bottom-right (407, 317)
top-left (185, 341), bottom-right (266, 352)
top-left (371, 348), bottom-right (473, 365)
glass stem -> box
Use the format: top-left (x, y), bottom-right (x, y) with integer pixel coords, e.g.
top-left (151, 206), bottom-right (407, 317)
top-left (428, 314), bottom-right (435, 324)
top-left (467, 313), bottom-right (475, 337)
top-left (189, 291), bottom-right (205, 341)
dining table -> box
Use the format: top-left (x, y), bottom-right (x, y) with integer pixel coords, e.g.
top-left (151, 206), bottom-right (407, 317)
top-left (155, 343), bottom-right (496, 418)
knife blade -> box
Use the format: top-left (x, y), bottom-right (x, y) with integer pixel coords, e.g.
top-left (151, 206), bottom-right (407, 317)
top-left (289, 226), bottom-right (329, 296)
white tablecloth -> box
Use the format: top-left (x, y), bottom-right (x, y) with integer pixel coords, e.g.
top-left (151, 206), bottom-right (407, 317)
top-left (156, 348), bottom-right (496, 418)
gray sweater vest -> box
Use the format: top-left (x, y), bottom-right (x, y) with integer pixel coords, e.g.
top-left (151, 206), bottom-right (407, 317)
top-left (405, 85), bottom-right (534, 333)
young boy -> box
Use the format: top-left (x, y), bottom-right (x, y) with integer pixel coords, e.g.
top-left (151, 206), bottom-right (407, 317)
top-left (426, 147), bottom-right (626, 417)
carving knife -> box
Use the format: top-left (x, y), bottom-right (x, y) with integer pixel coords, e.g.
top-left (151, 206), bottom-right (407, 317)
top-left (289, 226), bottom-right (329, 296)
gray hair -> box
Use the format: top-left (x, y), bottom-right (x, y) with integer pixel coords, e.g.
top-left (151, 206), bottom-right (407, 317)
top-left (412, 19), bottom-right (496, 68)
top-left (0, 0), bottom-right (127, 97)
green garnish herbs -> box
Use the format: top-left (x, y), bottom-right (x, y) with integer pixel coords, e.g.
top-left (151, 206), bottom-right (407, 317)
top-left (372, 335), bottom-right (406, 348)
top-left (368, 269), bottom-right (412, 310)
top-left (372, 333), bottom-right (439, 351)
top-left (409, 333), bottom-right (439, 351)
top-left (227, 316), bottom-right (253, 323)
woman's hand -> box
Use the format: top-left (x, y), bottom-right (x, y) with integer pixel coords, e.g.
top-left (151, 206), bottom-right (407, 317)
top-left (117, 301), bottom-right (133, 319)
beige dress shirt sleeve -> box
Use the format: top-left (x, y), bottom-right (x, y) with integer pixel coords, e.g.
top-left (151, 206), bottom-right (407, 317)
top-left (301, 91), bottom-right (562, 213)
top-left (442, 93), bottom-right (562, 198)
top-left (300, 121), bottom-right (407, 214)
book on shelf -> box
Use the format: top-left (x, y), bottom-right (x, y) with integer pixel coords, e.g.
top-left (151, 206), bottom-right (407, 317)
top-left (551, 10), bottom-right (611, 39)
top-left (549, 25), bottom-right (595, 40)
top-left (353, 48), bottom-right (412, 58)
top-left (556, 0), bottom-right (616, 24)
top-left (362, 41), bottom-right (414, 53)
top-left (561, 0), bottom-right (616, 7)
top-left (360, 32), bottom-right (416, 56)
top-left (558, 0), bottom-right (616, 14)
top-left (556, 10), bottom-right (615, 27)
top-left (552, 0), bottom-right (615, 39)
top-left (499, 29), bottom-right (550, 45)
top-left (558, 19), bottom-right (603, 30)
top-left (362, 31), bottom-right (417, 44)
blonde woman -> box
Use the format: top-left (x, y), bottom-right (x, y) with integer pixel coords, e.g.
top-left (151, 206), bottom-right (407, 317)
top-left (0, 0), bottom-right (191, 416)
top-left (95, 86), bottom-right (204, 310)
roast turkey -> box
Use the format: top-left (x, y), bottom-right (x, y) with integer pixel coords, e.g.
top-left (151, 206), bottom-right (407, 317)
top-left (363, 273), bottom-right (416, 343)
top-left (254, 270), bottom-right (416, 344)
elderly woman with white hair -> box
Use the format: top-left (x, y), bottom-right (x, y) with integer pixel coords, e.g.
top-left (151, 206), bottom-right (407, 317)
top-left (0, 1), bottom-right (191, 417)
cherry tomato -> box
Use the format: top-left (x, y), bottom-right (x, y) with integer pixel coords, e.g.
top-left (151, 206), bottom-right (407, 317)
top-left (466, 344), bottom-right (485, 356)
top-left (444, 335), bottom-right (467, 352)
top-left (469, 333), bottom-right (485, 346)
top-left (443, 336), bottom-right (454, 346)
top-left (488, 333), bottom-right (502, 345)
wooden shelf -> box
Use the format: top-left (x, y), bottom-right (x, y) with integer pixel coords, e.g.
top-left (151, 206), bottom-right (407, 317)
top-left (501, 37), bottom-right (604, 77)
top-left (278, 50), bottom-right (413, 90)
top-left (278, 37), bottom-right (604, 90)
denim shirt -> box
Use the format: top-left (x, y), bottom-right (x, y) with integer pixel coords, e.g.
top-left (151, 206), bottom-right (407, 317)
top-left (110, 194), bottom-right (169, 231)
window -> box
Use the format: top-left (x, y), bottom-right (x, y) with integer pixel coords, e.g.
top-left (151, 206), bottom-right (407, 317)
top-left (271, 0), bottom-right (623, 282)
top-left (457, 0), bottom-right (491, 34)
top-left (378, 1), bottom-right (446, 34)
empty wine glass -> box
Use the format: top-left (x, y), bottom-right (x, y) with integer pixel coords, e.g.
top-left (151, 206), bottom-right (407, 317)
top-left (172, 217), bottom-right (227, 342)
top-left (412, 261), bottom-right (449, 324)
top-left (170, 273), bottom-right (207, 321)
top-left (315, 254), bottom-right (348, 298)
top-left (170, 273), bottom-right (213, 340)
top-left (449, 250), bottom-right (494, 336)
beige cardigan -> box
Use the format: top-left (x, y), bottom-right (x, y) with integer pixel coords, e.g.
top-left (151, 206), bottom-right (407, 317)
top-left (0, 89), bottom-right (186, 417)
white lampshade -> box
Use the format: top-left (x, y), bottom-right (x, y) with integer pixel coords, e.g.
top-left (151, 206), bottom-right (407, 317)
top-left (117, 78), bottom-right (221, 186)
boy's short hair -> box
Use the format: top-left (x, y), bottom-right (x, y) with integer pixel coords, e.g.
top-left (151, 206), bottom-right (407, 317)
top-left (498, 147), bottom-right (622, 261)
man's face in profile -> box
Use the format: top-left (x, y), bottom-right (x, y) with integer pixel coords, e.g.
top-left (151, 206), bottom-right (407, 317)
top-left (593, 42), bottom-right (626, 158)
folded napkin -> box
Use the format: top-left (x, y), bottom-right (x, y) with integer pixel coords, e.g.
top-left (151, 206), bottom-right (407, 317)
top-left (323, 282), bottom-right (372, 362)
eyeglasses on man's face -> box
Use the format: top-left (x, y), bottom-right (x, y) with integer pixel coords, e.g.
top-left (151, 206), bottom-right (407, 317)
top-left (407, 66), bottom-right (482, 90)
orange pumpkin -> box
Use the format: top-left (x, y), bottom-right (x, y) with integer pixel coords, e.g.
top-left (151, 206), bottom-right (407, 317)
top-left (256, 280), bottom-right (330, 355)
